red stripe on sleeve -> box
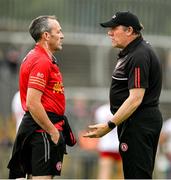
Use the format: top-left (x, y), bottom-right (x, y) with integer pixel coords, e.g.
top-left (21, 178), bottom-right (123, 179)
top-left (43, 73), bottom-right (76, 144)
top-left (135, 68), bottom-right (138, 88)
top-left (134, 67), bottom-right (141, 88)
top-left (137, 67), bottom-right (140, 88)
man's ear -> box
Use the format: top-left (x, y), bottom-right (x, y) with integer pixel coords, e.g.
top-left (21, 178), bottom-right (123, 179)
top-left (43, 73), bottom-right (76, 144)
top-left (126, 26), bottom-right (134, 36)
top-left (42, 31), bottom-right (50, 40)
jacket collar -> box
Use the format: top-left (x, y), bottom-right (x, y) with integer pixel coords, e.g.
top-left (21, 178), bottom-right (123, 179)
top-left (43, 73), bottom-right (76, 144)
top-left (118, 35), bottom-right (143, 58)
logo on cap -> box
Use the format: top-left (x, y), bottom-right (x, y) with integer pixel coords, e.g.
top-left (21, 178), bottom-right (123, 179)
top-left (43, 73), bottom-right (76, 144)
top-left (112, 15), bottom-right (116, 19)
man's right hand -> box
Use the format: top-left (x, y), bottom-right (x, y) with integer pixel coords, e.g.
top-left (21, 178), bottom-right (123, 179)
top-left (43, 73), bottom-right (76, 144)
top-left (50, 129), bottom-right (60, 144)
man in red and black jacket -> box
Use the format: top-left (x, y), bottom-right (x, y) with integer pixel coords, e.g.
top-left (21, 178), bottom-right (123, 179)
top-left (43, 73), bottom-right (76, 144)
top-left (8, 15), bottom-right (76, 179)
top-left (84, 11), bottom-right (163, 179)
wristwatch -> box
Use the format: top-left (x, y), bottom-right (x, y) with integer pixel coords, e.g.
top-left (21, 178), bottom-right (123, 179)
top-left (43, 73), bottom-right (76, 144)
top-left (107, 120), bottom-right (116, 130)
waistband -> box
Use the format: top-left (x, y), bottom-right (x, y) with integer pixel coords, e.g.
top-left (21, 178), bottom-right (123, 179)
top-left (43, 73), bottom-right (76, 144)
top-left (24, 111), bottom-right (65, 131)
top-left (25, 111), bottom-right (65, 124)
top-left (23, 111), bottom-right (76, 147)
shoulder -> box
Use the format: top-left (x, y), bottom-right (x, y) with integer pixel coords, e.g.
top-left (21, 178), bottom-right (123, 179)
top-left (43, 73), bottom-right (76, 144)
top-left (25, 48), bottom-right (50, 63)
top-left (134, 40), bottom-right (151, 56)
top-left (128, 40), bottom-right (153, 65)
top-left (28, 51), bottom-right (51, 70)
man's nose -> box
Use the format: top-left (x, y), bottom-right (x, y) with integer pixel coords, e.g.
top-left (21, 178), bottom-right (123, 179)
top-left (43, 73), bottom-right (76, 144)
top-left (61, 32), bottom-right (64, 39)
top-left (108, 30), bottom-right (113, 36)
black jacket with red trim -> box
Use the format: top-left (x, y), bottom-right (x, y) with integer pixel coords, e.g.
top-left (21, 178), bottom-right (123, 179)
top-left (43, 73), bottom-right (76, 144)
top-left (110, 35), bottom-right (162, 113)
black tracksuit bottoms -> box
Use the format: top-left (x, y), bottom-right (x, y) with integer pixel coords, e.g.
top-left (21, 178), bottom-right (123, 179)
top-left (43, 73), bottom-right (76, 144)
top-left (117, 107), bottom-right (163, 179)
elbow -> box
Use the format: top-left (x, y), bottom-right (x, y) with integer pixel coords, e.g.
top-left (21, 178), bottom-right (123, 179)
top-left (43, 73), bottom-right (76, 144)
top-left (131, 96), bottom-right (143, 109)
top-left (129, 88), bottom-right (145, 110)
top-left (26, 88), bottom-right (42, 113)
top-left (135, 98), bottom-right (143, 108)
top-left (26, 100), bottom-right (34, 112)
top-left (26, 98), bottom-right (41, 113)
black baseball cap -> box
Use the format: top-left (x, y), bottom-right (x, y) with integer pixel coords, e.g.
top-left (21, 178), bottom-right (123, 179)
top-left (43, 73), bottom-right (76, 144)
top-left (100, 11), bottom-right (143, 31)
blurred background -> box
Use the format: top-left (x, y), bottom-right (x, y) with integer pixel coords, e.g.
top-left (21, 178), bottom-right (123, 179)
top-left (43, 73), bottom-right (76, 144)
top-left (0, 0), bottom-right (171, 179)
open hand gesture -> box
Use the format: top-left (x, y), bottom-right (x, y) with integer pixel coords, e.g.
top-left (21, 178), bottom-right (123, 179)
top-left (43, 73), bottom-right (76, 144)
top-left (83, 123), bottom-right (111, 138)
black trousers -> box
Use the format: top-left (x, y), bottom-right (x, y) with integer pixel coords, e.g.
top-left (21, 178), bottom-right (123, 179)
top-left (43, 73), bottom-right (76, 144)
top-left (117, 107), bottom-right (163, 179)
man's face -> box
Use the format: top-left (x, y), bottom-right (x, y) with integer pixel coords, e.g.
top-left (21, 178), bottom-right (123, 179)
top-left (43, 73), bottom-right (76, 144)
top-left (107, 25), bottom-right (129, 49)
top-left (47, 19), bottom-right (64, 52)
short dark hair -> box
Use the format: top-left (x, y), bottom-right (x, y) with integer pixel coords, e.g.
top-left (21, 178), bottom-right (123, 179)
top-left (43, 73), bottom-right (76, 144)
top-left (29, 15), bottom-right (57, 42)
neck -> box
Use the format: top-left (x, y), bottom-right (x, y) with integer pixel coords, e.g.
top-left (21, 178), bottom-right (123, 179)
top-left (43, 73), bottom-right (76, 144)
top-left (36, 41), bottom-right (58, 65)
top-left (124, 34), bottom-right (140, 48)
top-left (37, 41), bottom-right (53, 59)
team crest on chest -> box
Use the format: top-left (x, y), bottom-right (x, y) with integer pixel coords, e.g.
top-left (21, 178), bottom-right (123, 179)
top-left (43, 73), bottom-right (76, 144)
top-left (53, 82), bottom-right (64, 94)
top-left (120, 142), bottom-right (128, 152)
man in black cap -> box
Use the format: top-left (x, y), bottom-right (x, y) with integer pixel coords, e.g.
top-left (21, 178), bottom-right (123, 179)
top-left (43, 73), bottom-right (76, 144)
top-left (84, 11), bottom-right (163, 179)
